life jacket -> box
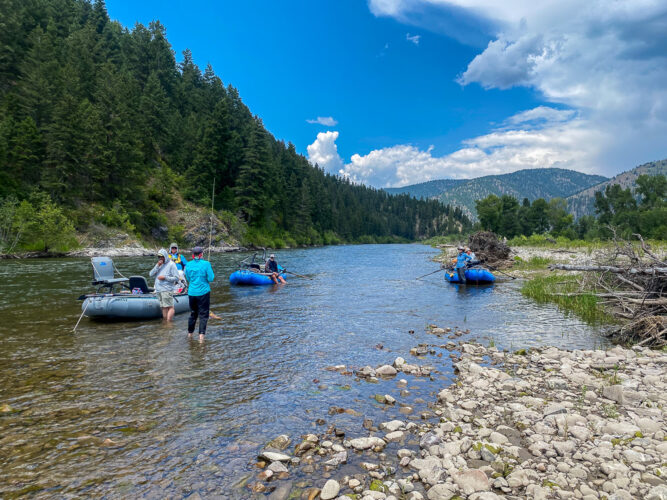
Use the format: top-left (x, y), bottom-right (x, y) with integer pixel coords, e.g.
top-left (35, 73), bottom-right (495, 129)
top-left (169, 252), bottom-right (184, 268)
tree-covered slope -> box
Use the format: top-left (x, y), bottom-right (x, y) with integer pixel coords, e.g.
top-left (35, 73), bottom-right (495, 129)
top-left (0, 0), bottom-right (470, 248)
top-left (566, 159), bottom-right (667, 218)
top-left (439, 168), bottom-right (608, 220)
top-left (384, 179), bottom-right (465, 199)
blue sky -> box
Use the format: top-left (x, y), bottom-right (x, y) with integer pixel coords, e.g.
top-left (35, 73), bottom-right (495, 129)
top-left (107, 0), bottom-right (667, 187)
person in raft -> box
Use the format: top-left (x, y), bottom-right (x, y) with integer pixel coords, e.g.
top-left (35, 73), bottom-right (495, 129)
top-left (265, 253), bottom-right (286, 284)
top-left (455, 246), bottom-right (472, 283)
top-left (185, 246), bottom-right (215, 342)
top-left (149, 248), bottom-right (180, 321)
top-left (465, 246), bottom-right (480, 265)
top-left (168, 242), bottom-right (188, 291)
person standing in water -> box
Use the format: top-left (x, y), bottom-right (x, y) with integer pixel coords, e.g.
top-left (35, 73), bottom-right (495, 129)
top-left (185, 246), bottom-right (215, 342)
top-left (455, 246), bottom-right (472, 283)
top-left (149, 248), bottom-right (180, 321)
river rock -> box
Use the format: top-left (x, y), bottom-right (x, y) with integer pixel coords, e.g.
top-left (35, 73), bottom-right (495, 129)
top-left (320, 479), bottom-right (340, 499)
top-left (377, 365), bottom-right (398, 376)
top-left (267, 434), bottom-right (291, 450)
top-left (324, 451), bottom-right (347, 466)
top-left (267, 461), bottom-right (289, 473)
top-left (426, 483), bottom-right (457, 499)
top-left (381, 420), bottom-right (405, 432)
top-left (349, 437), bottom-right (386, 450)
top-left (259, 451), bottom-right (291, 462)
top-left (452, 469), bottom-right (490, 494)
top-left (602, 422), bottom-right (641, 436)
top-left (385, 431), bottom-right (404, 442)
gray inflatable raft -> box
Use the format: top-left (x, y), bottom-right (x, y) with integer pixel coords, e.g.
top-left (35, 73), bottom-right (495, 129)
top-left (82, 293), bottom-right (190, 320)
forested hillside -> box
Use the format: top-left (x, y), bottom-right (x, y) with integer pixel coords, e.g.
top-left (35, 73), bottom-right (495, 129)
top-left (566, 159), bottom-right (667, 218)
top-left (439, 168), bottom-right (607, 220)
top-left (0, 0), bottom-right (470, 252)
top-left (384, 179), bottom-right (465, 199)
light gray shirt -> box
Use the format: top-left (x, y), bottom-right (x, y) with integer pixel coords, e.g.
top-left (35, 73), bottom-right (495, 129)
top-left (149, 259), bottom-right (180, 292)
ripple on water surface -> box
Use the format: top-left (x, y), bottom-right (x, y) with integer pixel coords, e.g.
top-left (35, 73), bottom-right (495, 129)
top-left (0, 244), bottom-right (608, 497)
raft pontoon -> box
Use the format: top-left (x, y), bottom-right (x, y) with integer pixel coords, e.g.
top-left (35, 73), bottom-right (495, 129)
top-left (80, 257), bottom-right (189, 320)
top-left (444, 266), bottom-right (495, 284)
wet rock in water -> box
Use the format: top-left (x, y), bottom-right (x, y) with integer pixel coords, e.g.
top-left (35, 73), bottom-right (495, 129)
top-left (419, 432), bottom-right (442, 449)
top-left (1, 404), bottom-right (14, 413)
top-left (376, 365), bottom-right (398, 377)
top-left (260, 451), bottom-right (292, 462)
top-left (357, 366), bottom-right (376, 378)
top-left (380, 420), bottom-right (405, 432)
top-left (320, 479), bottom-right (340, 499)
top-left (385, 431), bottom-right (404, 442)
top-left (268, 461), bottom-right (289, 473)
top-left (257, 469), bottom-right (274, 481)
top-left (348, 437), bottom-right (387, 450)
top-left (304, 487), bottom-right (320, 500)
top-left (267, 481), bottom-right (293, 500)
top-left (363, 418), bottom-right (374, 430)
top-left (324, 451), bottom-right (347, 467)
top-left (267, 434), bottom-right (292, 450)
top-left (374, 394), bottom-right (386, 404)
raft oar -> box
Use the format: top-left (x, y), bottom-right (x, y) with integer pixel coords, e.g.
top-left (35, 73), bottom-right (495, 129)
top-left (415, 268), bottom-right (445, 280)
top-left (73, 299), bottom-right (92, 332)
top-left (283, 270), bottom-right (312, 280)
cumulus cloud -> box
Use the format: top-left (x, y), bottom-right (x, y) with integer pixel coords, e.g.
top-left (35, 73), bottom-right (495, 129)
top-left (306, 116), bottom-right (338, 126)
top-left (307, 131), bottom-right (344, 173)
top-left (367, 0), bottom-right (667, 177)
top-left (307, 110), bottom-right (605, 187)
top-left (406, 33), bottom-right (421, 45)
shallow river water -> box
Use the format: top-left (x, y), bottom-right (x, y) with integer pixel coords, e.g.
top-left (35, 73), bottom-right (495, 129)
top-left (0, 244), bottom-right (608, 498)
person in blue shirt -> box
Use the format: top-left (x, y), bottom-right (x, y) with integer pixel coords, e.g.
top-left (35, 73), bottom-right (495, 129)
top-left (455, 246), bottom-right (472, 283)
top-left (184, 246), bottom-right (215, 342)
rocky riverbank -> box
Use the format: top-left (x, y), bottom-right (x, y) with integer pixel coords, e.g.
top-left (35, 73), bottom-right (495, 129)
top-left (247, 339), bottom-right (667, 500)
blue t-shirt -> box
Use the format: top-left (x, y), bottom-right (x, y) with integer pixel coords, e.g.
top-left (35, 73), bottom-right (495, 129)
top-left (185, 258), bottom-right (214, 296)
top-left (455, 252), bottom-right (472, 269)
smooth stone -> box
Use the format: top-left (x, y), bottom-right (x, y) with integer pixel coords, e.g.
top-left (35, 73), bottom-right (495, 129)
top-left (377, 365), bottom-right (398, 376)
top-left (426, 484), bottom-right (457, 500)
top-left (385, 431), bottom-right (404, 442)
top-left (452, 469), bottom-right (490, 494)
top-left (259, 451), bottom-right (291, 462)
top-left (349, 437), bottom-right (386, 450)
top-left (320, 479), bottom-right (340, 500)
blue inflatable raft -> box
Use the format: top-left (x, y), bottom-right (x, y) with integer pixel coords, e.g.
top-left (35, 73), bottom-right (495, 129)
top-left (229, 268), bottom-right (286, 286)
top-left (444, 267), bottom-right (495, 284)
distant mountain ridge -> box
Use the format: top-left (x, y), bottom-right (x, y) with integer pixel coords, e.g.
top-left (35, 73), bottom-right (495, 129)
top-left (385, 168), bottom-right (608, 220)
top-left (566, 159), bottom-right (667, 218)
top-left (385, 179), bottom-right (465, 199)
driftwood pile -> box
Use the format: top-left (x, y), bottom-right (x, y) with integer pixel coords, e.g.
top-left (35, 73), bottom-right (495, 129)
top-left (467, 231), bottom-right (511, 266)
top-left (549, 235), bottom-right (666, 347)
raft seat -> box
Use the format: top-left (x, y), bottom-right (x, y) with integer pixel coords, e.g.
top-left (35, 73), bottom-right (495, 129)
top-left (129, 276), bottom-right (154, 294)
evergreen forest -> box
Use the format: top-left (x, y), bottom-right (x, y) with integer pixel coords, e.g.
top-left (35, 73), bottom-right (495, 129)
top-left (0, 0), bottom-right (470, 252)
top-left (475, 174), bottom-right (667, 241)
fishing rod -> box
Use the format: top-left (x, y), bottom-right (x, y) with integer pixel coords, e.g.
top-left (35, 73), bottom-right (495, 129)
top-left (485, 264), bottom-right (518, 280)
top-left (207, 177), bottom-right (215, 260)
top-left (283, 270), bottom-right (312, 280)
top-left (415, 268), bottom-right (445, 280)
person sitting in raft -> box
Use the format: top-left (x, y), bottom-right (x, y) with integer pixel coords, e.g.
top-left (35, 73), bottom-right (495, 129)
top-left (168, 243), bottom-right (188, 285)
top-left (465, 246), bottom-right (480, 265)
top-left (455, 246), bottom-right (472, 282)
top-left (265, 254), bottom-right (286, 284)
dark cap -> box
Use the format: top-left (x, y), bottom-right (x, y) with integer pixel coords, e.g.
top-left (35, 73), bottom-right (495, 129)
top-left (192, 246), bottom-right (204, 255)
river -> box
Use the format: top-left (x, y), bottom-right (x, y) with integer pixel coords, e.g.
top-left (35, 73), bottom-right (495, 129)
top-left (0, 244), bottom-right (608, 498)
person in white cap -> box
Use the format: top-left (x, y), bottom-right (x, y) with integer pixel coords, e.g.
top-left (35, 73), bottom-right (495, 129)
top-left (455, 246), bottom-right (472, 283)
top-left (265, 253), bottom-right (286, 284)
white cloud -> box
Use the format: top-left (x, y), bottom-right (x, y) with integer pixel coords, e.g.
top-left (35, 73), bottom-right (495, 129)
top-left (307, 110), bottom-right (606, 187)
top-left (306, 116), bottom-right (338, 126)
top-left (366, 0), bottom-right (667, 178)
top-left (406, 33), bottom-right (421, 45)
top-left (307, 131), bottom-right (344, 173)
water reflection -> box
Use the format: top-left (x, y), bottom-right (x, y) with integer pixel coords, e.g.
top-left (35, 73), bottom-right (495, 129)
top-left (0, 244), bottom-right (608, 497)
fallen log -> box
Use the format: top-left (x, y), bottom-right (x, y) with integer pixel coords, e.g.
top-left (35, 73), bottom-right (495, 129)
top-left (548, 264), bottom-right (667, 275)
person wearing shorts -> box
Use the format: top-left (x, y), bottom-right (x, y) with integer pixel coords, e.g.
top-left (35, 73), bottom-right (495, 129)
top-left (149, 248), bottom-right (180, 321)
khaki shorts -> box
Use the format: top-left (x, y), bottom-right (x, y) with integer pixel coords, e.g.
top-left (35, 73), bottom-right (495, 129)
top-left (157, 291), bottom-right (174, 308)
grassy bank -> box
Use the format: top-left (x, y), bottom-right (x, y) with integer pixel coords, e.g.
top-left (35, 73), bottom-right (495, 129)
top-left (521, 274), bottom-right (614, 324)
